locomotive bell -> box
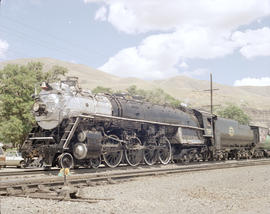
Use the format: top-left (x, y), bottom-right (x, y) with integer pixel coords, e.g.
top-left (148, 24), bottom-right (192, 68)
top-left (73, 143), bottom-right (88, 160)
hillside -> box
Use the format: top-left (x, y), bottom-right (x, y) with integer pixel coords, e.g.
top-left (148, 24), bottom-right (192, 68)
top-left (1, 57), bottom-right (270, 127)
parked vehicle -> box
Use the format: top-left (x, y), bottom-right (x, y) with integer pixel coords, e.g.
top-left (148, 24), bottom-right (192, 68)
top-left (0, 144), bottom-right (25, 168)
top-left (5, 151), bottom-right (25, 168)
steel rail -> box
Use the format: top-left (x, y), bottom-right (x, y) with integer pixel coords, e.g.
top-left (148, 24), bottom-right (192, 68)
top-left (0, 168), bottom-right (59, 177)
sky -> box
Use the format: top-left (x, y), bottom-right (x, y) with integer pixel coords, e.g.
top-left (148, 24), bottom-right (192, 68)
top-left (0, 0), bottom-right (270, 86)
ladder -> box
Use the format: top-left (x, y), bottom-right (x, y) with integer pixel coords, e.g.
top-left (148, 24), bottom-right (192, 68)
top-left (61, 117), bottom-right (81, 149)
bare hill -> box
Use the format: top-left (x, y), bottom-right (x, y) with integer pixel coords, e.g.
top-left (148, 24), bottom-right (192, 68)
top-left (1, 57), bottom-right (269, 127)
top-left (154, 76), bottom-right (270, 110)
top-left (0, 58), bottom-right (120, 88)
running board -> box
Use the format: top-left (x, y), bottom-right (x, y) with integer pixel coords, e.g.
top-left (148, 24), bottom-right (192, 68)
top-left (29, 137), bottom-right (54, 141)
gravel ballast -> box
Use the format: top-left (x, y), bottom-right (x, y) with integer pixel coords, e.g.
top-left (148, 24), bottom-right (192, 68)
top-left (1, 164), bottom-right (270, 214)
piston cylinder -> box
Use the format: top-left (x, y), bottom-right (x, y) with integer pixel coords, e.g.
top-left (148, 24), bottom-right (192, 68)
top-left (73, 131), bottom-right (102, 159)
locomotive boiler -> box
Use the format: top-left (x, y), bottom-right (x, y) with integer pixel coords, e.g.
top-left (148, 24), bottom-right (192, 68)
top-left (33, 79), bottom-right (112, 130)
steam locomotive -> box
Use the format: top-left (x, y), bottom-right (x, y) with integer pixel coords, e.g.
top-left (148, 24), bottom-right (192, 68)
top-left (20, 77), bottom-right (270, 169)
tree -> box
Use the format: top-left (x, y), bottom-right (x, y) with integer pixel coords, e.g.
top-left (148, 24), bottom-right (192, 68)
top-left (0, 62), bottom-right (67, 146)
top-left (92, 86), bottom-right (113, 94)
top-left (216, 104), bottom-right (250, 125)
top-left (126, 85), bottom-right (181, 107)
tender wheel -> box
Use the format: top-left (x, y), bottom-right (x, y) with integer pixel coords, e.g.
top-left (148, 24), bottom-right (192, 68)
top-left (235, 152), bottom-right (240, 160)
top-left (125, 137), bottom-right (143, 167)
top-left (143, 140), bottom-right (157, 166)
top-left (90, 157), bottom-right (101, 169)
top-left (58, 153), bottom-right (74, 168)
top-left (103, 135), bottom-right (123, 168)
top-left (158, 137), bottom-right (172, 165)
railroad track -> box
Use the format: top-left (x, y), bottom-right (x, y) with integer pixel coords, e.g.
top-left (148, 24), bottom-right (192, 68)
top-left (1, 158), bottom-right (270, 198)
top-left (0, 163), bottom-right (170, 177)
top-left (1, 157), bottom-right (269, 178)
top-left (0, 168), bottom-right (58, 177)
top-left (0, 164), bottom-right (149, 177)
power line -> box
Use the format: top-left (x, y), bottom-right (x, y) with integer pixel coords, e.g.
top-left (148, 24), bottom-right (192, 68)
top-left (0, 24), bottom-right (92, 62)
top-left (0, 14), bottom-right (108, 59)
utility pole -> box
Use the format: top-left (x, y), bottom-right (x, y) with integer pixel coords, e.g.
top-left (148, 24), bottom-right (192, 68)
top-left (193, 73), bottom-right (219, 114)
top-left (208, 73), bottom-right (219, 115)
top-left (210, 73), bottom-right (213, 115)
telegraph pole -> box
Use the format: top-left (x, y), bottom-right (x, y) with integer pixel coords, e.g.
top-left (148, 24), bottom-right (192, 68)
top-left (194, 73), bottom-right (219, 114)
top-left (210, 73), bottom-right (213, 115)
top-left (209, 73), bottom-right (219, 115)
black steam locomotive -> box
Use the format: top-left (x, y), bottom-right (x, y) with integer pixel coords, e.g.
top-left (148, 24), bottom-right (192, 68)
top-left (20, 77), bottom-right (270, 168)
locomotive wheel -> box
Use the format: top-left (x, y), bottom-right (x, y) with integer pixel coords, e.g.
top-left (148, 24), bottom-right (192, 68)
top-left (125, 137), bottom-right (143, 167)
top-left (103, 135), bottom-right (123, 168)
top-left (90, 157), bottom-right (101, 169)
top-left (158, 137), bottom-right (172, 165)
top-left (143, 141), bottom-right (158, 166)
top-left (58, 153), bottom-right (74, 169)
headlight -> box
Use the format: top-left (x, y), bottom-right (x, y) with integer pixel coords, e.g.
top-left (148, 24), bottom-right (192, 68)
top-left (33, 103), bottom-right (40, 112)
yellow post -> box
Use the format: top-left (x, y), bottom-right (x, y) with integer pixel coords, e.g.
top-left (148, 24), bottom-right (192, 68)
top-left (58, 168), bottom-right (70, 186)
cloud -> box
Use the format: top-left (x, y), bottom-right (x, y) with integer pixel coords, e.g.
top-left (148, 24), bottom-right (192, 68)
top-left (179, 62), bottom-right (189, 69)
top-left (181, 68), bottom-right (208, 78)
top-left (86, 0), bottom-right (270, 34)
top-left (232, 27), bottom-right (270, 58)
top-left (95, 6), bottom-right (107, 21)
top-left (0, 39), bottom-right (9, 59)
top-left (99, 47), bottom-right (163, 79)
top-left (83, 0), bottom-right (100, 3)
top-left (234, 77), bottom-right (270, 86)
top-left (99, 27), bottom-right (238, 79)
top-left (85, 0), bottom-right (270, 79)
